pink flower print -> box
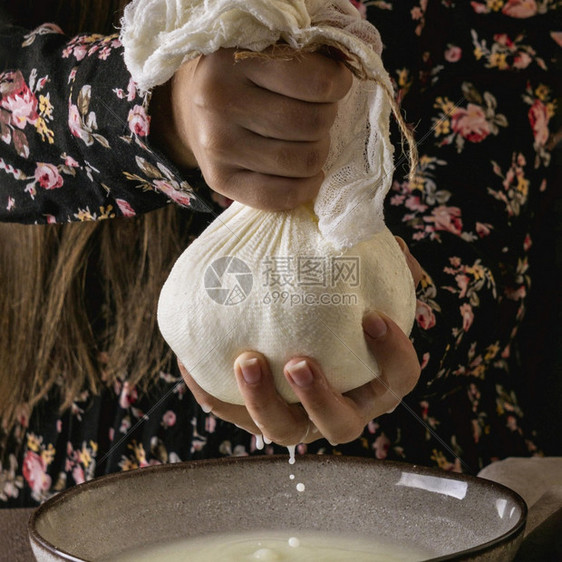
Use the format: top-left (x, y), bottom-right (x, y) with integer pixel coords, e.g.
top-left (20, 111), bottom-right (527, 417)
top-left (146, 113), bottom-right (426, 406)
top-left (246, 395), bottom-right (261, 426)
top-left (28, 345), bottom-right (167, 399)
top-left (162, 410), bottom-right (176, 427)
top-left (205, 415), bottom-right (217, 434)
top-left (72, 44), bottom-right (88, 61)
top-left (119, 416), bottom-right (131, 434)
top-left (72, 464), bottom-right (85, 485)
top-left (451, 104), bottom-right (491, 143)
top-left (373, 434), bottom-right (390, 459)
top-left (349, 0), bottom-right (367, 18)
top-left (390, 193), bottom-right (406, 206)
top-left (459, 303), bottom-right (474, 332)
top-left (404, 195), bottom-right (428, 212)
top-left (470, 1), bottom-right (488, 13)
top-left (502, 0), bottom-right (537, 18)
top-left (551, 32), bottom-right (562, 48)
top-left (444, 45), bottom-right (462, 63)
top-left (506, 415), bottom-right (519, 431)
top-left (22, 451), bottom-right (51, 498)
top-left (64, 155), bottom-right (80, 167)
top-left (128, 104), bottom-right (150, 137)
top-left (34, 163), bottom-right (63, 189)
top-left (506, 285), bottom-right (526, 301)
top-left (425, 205), bottom-right (463, 235)
top-left (0, 75), bottom-right (39, 130)
top-left (493, 34), bottom-right (514, 47)
top-left (475, 222), bottom-right (492, 238)
top-left (528, 99), bottom-right (550, 147)
top-left (513, 52), bottom-right (532, 69)
top-left (98, 46), bottom-right (112, 60)
top-left (126, 78), bottom-right (138, 102)
top-left (154, 180), bottom-right (192, 206)
top-left (68, 104), bottom-right (90, 143)
top-left (455, 273), bottom-right (470, 298)
top-left (116, 198), bottom-right (136, 217)
top-left (119, 381), bottom-right (138, 409)
top-left (367, 420), bottom-right (379, 434)
top-left (415, 300), bottom-right (436, 330)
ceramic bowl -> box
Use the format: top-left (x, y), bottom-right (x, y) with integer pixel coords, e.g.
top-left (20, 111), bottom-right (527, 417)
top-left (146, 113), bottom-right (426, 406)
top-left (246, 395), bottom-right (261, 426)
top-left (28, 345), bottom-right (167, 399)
top-left (28, 455), bottom-right (526, 561)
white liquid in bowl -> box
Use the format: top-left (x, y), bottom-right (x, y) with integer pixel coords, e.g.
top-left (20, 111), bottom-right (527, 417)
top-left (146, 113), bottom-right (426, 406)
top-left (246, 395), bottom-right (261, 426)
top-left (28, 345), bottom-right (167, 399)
top-left (106, 530), bottom-right (432, 561)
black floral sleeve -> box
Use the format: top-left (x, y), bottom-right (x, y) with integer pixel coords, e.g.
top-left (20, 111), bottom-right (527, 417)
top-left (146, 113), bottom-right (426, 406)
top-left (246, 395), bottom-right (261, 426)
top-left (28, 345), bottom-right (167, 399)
top-left (0, 22), bottom-right (212, 224)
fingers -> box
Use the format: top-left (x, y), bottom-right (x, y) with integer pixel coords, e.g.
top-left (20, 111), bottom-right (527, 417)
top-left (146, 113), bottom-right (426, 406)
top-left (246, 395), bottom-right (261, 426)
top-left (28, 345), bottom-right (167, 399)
top-left (239, 47), bottom-right (353, 103)
top-left (347, 311), bottom-right (421, 417)
top-left (177, 359), bottom-right (261, 434)
top-left (283, 312), bottom-right (420, 445)
top-left (209, 170), bottom-right (324, 211)
top-left (165, 48), bottom-right (353, 210)
top-left (395, 236), bottom-right (423, 286)
top-left (234, 352), bottom-right (310, 446)
top-left (284, 358), bottom-right (365, 445)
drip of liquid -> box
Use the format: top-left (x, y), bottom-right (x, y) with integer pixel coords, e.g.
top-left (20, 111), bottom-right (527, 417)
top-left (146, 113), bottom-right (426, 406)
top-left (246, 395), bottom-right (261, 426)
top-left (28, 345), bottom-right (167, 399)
top-left (287, 445), bottom-right (296, 465)
top-left (255, 434), bottom-right (264, 450)
top-left (296, 483), bottom-right (305, 492)
top-left (288, 537), bottom-right (300, 548)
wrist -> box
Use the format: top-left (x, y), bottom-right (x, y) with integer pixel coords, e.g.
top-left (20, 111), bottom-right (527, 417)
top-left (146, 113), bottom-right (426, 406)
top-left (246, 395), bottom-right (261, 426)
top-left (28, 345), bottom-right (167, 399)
top-left (148, 80), bottom-right (198, 170)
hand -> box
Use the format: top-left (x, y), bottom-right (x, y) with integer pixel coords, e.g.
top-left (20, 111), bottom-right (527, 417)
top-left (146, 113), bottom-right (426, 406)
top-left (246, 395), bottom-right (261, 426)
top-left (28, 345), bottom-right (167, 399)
top-left (149, 47), bottom-right (353, 211)
top-left (178, 238), bottom-right (423, 447)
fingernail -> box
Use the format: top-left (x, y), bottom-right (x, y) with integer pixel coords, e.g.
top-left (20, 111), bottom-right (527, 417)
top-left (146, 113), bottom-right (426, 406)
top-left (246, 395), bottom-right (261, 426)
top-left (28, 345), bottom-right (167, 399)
top-left (286, 360), bottom-right (314, 387)
top-left (239, 357), bottom-right (261, 384)
top-left (363, 312), bottom-right (388, 339)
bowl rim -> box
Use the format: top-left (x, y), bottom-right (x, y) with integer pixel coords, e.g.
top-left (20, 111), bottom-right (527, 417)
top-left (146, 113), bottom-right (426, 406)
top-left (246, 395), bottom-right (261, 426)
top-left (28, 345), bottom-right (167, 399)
top-left (28, 455), bottom-right (527, 562)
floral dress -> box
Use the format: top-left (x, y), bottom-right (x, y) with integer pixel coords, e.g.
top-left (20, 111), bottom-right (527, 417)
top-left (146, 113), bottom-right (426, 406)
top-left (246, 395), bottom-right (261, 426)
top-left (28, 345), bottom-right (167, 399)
top-left (1, 0), bottom-right (560, 507)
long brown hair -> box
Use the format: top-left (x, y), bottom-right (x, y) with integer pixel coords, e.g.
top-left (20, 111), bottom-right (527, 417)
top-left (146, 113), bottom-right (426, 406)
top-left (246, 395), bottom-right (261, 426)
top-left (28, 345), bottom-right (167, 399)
top-left (0, 0), bottom-right (193, 431)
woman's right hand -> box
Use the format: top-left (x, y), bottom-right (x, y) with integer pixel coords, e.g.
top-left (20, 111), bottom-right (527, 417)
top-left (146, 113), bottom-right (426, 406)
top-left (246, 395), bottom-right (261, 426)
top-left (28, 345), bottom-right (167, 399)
top-left (149, 47), bottom-right (353, 211)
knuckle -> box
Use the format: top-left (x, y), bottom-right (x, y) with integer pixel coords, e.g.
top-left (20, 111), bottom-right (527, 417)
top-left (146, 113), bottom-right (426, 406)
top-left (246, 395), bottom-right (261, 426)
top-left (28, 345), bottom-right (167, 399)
top-left (304, 146), bottom-right (323, 175)
top-left (264, 428), bottom-right (298, 447)
top-left (277, 142), bottom-right (327, 177)
top-left (301, 104), bottom-right (336, 134)
top-left (307, 69), bottom-right (338, 101)
top-left (307, 59), bottom-right (352, 101)
top-left (325, 423), bottom-right (363, 446)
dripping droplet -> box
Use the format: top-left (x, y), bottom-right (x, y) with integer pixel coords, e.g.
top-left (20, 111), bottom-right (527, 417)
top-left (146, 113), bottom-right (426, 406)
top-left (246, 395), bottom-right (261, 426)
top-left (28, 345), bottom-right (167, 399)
top-left (287, 445), bottom-right (296, 465)
top-left (288, 537), bottom-right (300, 548)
